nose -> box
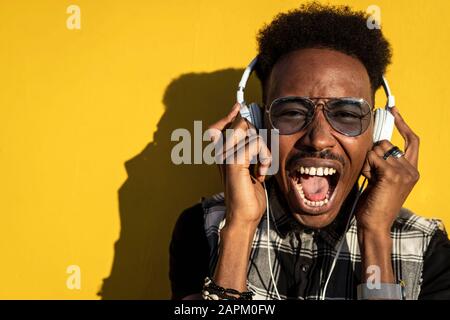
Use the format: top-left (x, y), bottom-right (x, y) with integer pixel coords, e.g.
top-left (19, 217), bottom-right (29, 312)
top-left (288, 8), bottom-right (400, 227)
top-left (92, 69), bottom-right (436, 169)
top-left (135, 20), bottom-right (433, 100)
top-left (296, 105), bottom-right (337, 152)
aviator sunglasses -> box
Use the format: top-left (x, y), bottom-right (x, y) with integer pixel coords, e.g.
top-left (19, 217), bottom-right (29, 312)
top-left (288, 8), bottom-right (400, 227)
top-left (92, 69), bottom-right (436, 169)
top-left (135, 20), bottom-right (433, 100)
top-left (266, 96), bottom-right (372, 137)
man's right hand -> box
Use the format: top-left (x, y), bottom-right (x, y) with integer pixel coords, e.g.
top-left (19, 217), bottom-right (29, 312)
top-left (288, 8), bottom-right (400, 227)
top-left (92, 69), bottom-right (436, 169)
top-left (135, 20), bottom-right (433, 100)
top-left (206, 102), bottom-right (272, 293)
top-left (208, 102), bottom-right (272, 228)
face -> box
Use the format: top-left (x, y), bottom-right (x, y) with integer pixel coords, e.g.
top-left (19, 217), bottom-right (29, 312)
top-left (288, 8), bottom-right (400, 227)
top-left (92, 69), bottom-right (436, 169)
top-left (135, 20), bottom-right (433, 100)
top-left (266, 48), bottom-right (374, 229)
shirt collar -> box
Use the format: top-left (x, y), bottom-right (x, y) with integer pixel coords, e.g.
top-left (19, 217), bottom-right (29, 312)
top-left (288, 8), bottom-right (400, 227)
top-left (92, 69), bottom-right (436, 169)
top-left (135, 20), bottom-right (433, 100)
top-left (267, 179), bottom-right (359, 248)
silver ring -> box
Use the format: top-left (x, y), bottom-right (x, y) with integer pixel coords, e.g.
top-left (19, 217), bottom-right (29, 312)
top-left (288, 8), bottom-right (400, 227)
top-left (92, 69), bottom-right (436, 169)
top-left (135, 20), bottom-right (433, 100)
top-left (391, 149), bottom-right (405, 159)
top-left (383, 146), bottom-right (404, 160)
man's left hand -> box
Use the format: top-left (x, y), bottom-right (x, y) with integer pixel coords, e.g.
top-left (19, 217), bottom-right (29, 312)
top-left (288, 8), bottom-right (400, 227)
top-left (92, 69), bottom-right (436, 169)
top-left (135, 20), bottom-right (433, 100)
top-left (357, 106), bottom-right (420, 234)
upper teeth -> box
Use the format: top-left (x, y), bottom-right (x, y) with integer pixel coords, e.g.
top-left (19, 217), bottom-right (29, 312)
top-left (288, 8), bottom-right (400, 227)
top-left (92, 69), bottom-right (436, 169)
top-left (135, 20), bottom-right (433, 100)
top-left (297, 166), bottom-right (336, 176)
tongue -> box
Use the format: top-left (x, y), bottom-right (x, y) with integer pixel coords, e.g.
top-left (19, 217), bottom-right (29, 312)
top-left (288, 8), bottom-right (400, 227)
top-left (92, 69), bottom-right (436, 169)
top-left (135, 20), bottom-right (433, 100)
top-left (300, 175), bottom-right (330, 201)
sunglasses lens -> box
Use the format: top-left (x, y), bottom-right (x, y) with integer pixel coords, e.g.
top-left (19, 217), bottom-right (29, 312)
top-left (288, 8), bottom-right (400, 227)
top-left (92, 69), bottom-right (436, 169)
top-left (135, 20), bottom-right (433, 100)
top-left (269, 98), bottom-right (313, 135)
top-left (326, 99), bottom-right (371, 136)
top-left (269, 97), bottom-right (371, 136)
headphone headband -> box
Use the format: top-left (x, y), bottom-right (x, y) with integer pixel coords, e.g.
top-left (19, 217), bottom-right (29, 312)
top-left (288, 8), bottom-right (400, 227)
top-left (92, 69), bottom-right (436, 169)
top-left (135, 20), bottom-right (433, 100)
top-left (237, 57), bottom-right (258, 105)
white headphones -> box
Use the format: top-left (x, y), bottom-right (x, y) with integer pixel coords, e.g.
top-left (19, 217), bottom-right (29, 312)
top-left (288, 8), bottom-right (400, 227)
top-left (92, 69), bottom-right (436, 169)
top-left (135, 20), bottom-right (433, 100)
top-left (237, 56), bottom-right (395, 143)
top-left (236, 56), bottom-right (396, 300)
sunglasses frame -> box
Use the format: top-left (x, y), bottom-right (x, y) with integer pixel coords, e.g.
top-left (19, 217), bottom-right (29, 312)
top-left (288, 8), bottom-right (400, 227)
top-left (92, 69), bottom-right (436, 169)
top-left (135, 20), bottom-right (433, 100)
top-left (265, 96), bottom-right (373, 137)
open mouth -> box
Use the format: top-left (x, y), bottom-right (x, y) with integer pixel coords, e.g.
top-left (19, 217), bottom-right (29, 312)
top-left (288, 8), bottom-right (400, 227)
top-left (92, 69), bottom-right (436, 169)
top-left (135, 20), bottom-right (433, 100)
top-left (287, 160), bottom-right (342, 214)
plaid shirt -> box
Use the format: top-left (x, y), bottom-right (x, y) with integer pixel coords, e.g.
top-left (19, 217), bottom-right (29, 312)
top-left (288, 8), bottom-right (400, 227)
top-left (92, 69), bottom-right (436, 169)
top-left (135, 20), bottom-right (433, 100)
top-left (201, 181), bottom-right (443, 300)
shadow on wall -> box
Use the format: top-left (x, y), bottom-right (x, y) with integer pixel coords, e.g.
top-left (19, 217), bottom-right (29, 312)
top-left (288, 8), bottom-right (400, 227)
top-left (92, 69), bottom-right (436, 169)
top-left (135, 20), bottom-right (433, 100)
top-left (98, 69), bottom-right (262, 299)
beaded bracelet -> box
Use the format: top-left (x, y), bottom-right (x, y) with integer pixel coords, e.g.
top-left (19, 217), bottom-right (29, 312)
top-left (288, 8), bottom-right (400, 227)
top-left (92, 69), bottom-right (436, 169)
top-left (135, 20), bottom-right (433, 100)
top-left (202, 277), bottom-right (254, 300)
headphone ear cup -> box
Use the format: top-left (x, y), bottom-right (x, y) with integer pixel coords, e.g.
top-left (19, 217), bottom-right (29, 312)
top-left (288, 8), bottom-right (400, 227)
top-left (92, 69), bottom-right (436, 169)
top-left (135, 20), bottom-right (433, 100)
top-left (373, 108), bottom-right (395, 142)
top-left (247, 103), bottom-right (264, 130)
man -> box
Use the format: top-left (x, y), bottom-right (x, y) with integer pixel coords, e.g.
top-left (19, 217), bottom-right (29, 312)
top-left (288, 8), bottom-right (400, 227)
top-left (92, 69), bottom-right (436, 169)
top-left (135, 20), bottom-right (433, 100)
top-left (169, 3), bottom-right (450, 299)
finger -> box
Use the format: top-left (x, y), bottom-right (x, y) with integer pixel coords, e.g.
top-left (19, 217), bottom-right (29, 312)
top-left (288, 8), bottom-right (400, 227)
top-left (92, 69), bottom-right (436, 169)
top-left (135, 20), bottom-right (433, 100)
top-left (362, 140), bottom-right (398, 179)
top-left (362, 149), bottom-right (397, 182)
top-left (358, 141), bottom-right (391, 180)
top-left (216, 119), bottom-right (255, 162)
top-left (222, 134), bottom-right (259, 166)
top-left (360, 150), bottom-right (378, 180)
top-left (373, 139), bottom-right (393, 154)
top-left (373, 141), bottom-right (408, 174)
top-left (223, 135), bottom-right (272, 183)
top-left (256, 138), bottom-right (272, 182)
top-left (223, 125), bottom-right (248, 157)
top-left (367, 147), bottom-right (419, 189)
top-left (387, 152), bottom-right (418, 177)
top-left (208, 103), bottom-right (241, 133)
top-left (227, 134), bottom-right (256, 166)
top-left (224, 117), bottom-right (257, 151)
top-left (372, 140), bottom-right (395, 161)
top-left (390, 107), bottom-right (419, 168)
top-left (245, 135), bottom-right (272, 183)
top-left (215, 116), bottom-right (253, 185)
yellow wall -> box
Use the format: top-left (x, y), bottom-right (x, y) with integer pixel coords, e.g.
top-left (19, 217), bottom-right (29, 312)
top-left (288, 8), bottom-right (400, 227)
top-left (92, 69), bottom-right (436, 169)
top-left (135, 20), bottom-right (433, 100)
top-left (0, 0), bottom-right (449, 299)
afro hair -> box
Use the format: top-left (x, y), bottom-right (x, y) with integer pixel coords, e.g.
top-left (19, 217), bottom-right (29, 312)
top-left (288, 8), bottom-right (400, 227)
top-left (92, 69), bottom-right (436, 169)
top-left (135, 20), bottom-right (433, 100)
top-left (255, 2), bottom-right (392, 102)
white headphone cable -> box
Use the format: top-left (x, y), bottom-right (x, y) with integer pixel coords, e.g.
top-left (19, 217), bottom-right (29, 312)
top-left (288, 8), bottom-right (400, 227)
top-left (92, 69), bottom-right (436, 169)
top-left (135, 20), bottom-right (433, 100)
top-left (263, 181), bottom-right (282, 300)
top-left (319, 177), bottom-right (368, 300)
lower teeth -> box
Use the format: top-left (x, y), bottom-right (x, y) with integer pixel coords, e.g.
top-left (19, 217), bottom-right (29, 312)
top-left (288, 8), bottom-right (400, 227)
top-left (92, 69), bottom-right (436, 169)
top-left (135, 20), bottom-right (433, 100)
top-left (297, 183), bottom-right (330, 207)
